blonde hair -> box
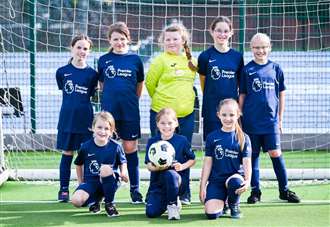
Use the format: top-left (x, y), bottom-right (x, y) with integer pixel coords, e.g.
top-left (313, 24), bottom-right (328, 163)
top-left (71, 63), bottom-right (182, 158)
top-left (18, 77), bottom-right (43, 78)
top-left (158, 23), bottom-right (197, 71)
top-left (107, 22), bottom-right (131, 52)
top-left (156, 108), bottom-right (178, 125)
top-left (92, 111), bottom-right (116, 133)
top-left (217, 99), bottom-right (245, 151)
top-left (250, 33), bottom-right (271, 47)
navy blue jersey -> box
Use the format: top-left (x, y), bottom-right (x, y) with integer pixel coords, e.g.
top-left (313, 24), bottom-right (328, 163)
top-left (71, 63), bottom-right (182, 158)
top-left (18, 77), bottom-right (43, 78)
top-left (239, 60), bottom-right (286, 134)
top-left (74, 138), bottom-right (127, 182)
top-left (145, 134), bottom-right (195, 191)
top-left (205, 129), bottom-right (251, 182)
top-left (98, 52), bottom-right (144, 121)
top-left (198, 47), bottom-right (244, 121)
top-left (56, 63), bottom-right (98, 133)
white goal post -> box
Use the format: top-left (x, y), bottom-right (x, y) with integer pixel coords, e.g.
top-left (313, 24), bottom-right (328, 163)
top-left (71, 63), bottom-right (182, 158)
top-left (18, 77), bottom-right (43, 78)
top-left (0, 108), bottom-right (10, 186)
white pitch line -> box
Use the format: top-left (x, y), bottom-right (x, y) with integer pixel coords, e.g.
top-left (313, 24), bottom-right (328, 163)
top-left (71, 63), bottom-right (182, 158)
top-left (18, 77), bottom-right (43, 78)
top-left (1, 200), bottom-right (330, 204)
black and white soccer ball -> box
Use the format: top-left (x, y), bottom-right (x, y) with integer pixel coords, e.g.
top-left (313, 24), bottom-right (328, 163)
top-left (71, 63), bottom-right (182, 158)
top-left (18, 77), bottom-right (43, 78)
top-left (148, 140), bottom-right (175, 168)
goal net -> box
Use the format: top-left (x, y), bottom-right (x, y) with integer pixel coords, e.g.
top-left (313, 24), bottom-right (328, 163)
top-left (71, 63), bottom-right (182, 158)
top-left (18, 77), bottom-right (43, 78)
top-left (0, 0), bottom-right (329, 183)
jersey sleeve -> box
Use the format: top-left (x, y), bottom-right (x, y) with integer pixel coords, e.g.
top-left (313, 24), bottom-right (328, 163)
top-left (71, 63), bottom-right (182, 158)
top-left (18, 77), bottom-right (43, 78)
top-left (136, 56), bottom-right (145, 83)
top-left (277, 66), bottom-right (286, 92)
top-left (145, 55), bottom-right (164, 97)
top-left (237, 55), bottom-right (244, 85)
top-left (183, 138), bottom-right (195, 160)
top-left (204, 134), bottom-right (214, 157)
top-left (89, 69), bottom-right (99, 97)
top-left (97, 57), bottom-right (105, 83)
top-left (242, 134), bottom-right (252, 158)
top-left (144, 138), bottom-right (154, 164)
top-left (239, 67), bottom-right (248, 94)
top-left (197, 51), bottom-right (208, 76)
top-left (74, 146), bottom-right (85, 166)
top-left (116, 144), bottom-right (127, 165)
top-left (55, 68), bottom-right (63, 90)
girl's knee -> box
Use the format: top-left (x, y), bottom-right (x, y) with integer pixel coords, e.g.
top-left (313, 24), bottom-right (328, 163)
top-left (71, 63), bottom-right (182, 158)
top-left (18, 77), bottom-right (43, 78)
top-left (268, 149), bottom-right (282, 158)
top-left (71, 195), bottom-right (85, 207)
top-left (226, 175), bottom-right (244, 190)
top-left (146, 208), bottom-right (162, 218)
top-left (100, 164), bottom-right (114, 177)
top-left (123, 140), bottom-right (137, 153)
top-left (62, 151), bottom-right (73, 156)
top-left (71, 190), bottom-right (89, 207)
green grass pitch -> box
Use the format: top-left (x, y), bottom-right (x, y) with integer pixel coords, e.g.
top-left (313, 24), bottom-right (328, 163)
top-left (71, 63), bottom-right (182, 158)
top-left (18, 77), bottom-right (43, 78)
top-left (1, 181), bottom-right (329, 227)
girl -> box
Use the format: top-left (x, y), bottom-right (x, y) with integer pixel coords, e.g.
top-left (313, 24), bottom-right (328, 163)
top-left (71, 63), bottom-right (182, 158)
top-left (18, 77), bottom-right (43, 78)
top-left (145, 23), bottom-right (197, 204)
top-left (199, 99), bottom-right (251, 219)
top-left (145, 108), bottom-right (196, 220)
top-left (198, 16), bottom-right (244, 141)
top-left (239, 33), bottom-right (300, 204)
top-left (71, 111), bottom-right (128, 217)
top-left (98, 22), bottom-right (144, 204)
top-left (56, 34), bottom-right (99, 202)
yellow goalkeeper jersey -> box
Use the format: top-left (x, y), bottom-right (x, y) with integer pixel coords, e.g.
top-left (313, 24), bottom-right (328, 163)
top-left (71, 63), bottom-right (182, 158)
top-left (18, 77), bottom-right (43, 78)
top-left (146, 52), bottom-right (197, 117)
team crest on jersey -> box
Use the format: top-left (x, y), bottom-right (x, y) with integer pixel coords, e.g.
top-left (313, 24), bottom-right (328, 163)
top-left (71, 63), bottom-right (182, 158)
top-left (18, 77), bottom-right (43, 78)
top-left (252, 78), bottom-right (262, 92)
top-left (105, 65), bottom-right (116, 78)
top-left (211, 66), bottom-right (235, 80)
top-left (175, 69), bottom-right (184, 76)
top-left (214, 144), bottom-right (225, 160)
top-left (211, 66), bottom-right (221, 80)
top-left (89, 160), bottom-right (100, 174)
top-left (64, 80), bottom-right (74, 94)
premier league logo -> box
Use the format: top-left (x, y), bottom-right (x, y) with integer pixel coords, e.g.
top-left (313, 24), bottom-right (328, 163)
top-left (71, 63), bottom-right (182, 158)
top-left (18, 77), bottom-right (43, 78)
top-left (64, 80), bottom-right (74, 94)
top-left (211, 66), bottom-right (221, 80)
top-left (252, 78), bottom-right (262, 92)
top-left (105, 65), bottom-right (116, 78)
top-left (89, 160), bottom-right (100, 174)
top-left (214, 145), bottom-right (225, 160)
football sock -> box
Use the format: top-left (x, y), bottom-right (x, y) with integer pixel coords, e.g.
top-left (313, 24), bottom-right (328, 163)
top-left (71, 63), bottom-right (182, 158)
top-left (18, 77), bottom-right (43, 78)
top-left (59, 154), bottom-right (73, 191)
top-left (102, 175), bottom-right (117, 204)
top-left (82, 194), bottom-right (96, 207)
top-left (271, 155), bottom-right (289, 192)
top-left (206, 211), bottom-right (223, 220)
top-left (227, 177), bottom-right (243, 205)
top-left (251, 152), bottom-right (260, 192)
top-left (126, 151), bottom-right (140, 192)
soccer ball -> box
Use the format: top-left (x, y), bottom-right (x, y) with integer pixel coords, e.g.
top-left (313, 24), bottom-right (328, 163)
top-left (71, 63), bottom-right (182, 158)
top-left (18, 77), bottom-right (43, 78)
top-left (148, 140), bottom-right (175, 168)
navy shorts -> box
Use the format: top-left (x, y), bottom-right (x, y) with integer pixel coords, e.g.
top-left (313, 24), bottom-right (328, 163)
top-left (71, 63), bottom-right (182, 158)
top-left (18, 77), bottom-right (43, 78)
top-left (56, 131), bottom-right (92, 151)
top-left (76, 181), bottom-right (103, 197)
top-left (248, 133), bottom-right (281, 153)
top-left (205, 181), bottom-right (227, 203)
top-left (203, 120), bottom-right (221, 141)
top-left (115, 120), bottom-right (141, 141)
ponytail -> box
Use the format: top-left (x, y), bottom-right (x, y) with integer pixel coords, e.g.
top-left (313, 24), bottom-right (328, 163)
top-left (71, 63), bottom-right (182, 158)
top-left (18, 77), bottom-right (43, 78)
top-left (68, 57), bottom-right (73, 64)
top-left (235, 122), bottom-right (245, 152)
top-left (183, 41), bottom-right (198, 72)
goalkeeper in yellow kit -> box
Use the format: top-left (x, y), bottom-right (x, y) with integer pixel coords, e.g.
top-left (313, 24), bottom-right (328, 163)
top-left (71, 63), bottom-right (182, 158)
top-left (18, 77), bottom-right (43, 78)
top-left (145, 22), bottom-right (197, 205)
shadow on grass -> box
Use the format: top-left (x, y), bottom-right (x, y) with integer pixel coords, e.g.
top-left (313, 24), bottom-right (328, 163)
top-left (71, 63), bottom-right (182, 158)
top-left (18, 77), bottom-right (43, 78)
top-left (1, 201), bottom-right (329, 226)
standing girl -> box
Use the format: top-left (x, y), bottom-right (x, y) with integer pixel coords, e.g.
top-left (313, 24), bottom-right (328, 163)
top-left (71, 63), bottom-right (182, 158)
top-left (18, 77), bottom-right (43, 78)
top-left (71, 111), bottom-right (128, 217)
top-left (145, 108), bottom-right (196, 220)
top-left (145, 23), bottom-right (197, 204)
top-left (239, 33), bottom-right (300, 204)
top-left (199, 99), bottom-right (251, 219)
top-left (56, 34), bottom-right (99, 202)
top-left (98, 22), bottom-right (144, 204)
top-left (198, 16), bottom-right (244, 141)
